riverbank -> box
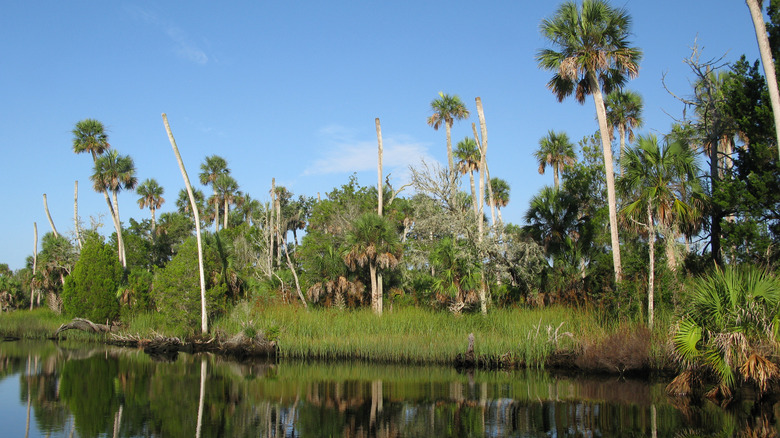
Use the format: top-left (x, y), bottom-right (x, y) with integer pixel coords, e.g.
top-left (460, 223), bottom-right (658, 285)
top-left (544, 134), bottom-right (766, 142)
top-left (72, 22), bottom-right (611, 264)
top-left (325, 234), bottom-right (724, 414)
top-left (0, 304), bottom-right (676, 374)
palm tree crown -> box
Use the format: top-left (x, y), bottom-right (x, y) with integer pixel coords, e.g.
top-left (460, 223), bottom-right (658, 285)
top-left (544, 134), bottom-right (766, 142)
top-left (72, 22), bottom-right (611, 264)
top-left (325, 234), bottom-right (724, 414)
top-left (72, 118), bottom-right (110, 158)
top-left (535, 130), bottom-right (576, 190)
top-left (91, 150), bottom-right (137, 195)
top-left (136, 178), bottom-right (165, 231)
top-left (536, 0), bottom-right (642, 103)
top-left (605, 90), bottom-right (644, 173)
top-left (427, 92), bottom-right (470, 173)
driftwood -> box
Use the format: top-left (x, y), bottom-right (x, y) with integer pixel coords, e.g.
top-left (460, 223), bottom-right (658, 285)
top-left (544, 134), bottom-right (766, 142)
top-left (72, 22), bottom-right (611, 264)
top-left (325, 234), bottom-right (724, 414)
top-left (55, 318), bottom-right (116, 336)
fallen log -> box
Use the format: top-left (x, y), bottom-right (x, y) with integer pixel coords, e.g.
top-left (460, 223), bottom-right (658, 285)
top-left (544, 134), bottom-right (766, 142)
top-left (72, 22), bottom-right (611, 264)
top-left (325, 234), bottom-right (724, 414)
top-left (55, 318), bottom-right (116, 336)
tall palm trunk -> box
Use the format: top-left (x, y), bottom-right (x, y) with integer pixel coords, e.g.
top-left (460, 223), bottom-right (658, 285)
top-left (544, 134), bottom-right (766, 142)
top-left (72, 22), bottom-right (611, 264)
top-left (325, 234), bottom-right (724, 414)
top-left (468, 171), bottom-right (478, 219)
top-left (369, 261), bottom-right (380, 314)
top-left (111, 191), bottom-right (127, 269)
top-left (163, 113), bottom-right (208, 334)
top-left (150, 207), bottom-right (157, 234)
top-left (647, 203), bottom-right (655, 330)
top-left (224, 197), bottom-right (229, 230)
top-left (618, 124), bottom-right (627, 176)
top-left (214, 188), bottom-right (220, 233)
top-left (446, 121), bottom-right (456, 202)
top-left (269, 179), bottom-right (276, 273)
top-left (90, 150), bottom-right (124, 265)
top-left (590, 74), bottom-right (623, 283)
top-left (747, 0), bottom-right (780, 157)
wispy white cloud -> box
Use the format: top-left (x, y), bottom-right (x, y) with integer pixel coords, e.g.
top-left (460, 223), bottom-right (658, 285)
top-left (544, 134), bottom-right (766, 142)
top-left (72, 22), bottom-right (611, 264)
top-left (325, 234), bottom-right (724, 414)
top-left (126, 6), bottom-right (208, 65)
top-left (304, 125), bottom-right (437, 185)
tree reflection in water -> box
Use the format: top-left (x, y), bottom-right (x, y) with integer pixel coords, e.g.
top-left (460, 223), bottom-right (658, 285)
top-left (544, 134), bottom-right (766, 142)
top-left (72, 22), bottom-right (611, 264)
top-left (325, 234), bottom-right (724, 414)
top-left (0, 340), bottom-right (778, 437)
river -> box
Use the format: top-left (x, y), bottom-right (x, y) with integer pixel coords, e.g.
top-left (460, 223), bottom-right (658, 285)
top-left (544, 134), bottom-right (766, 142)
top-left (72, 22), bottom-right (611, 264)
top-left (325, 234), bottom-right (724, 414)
top-left (0, 340), bottom-right (776, 437)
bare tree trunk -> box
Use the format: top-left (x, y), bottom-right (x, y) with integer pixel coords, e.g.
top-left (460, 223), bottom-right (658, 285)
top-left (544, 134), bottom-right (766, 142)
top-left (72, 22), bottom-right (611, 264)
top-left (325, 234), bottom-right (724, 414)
top-left (590, 74), bottom-right (623, 283)
top-left (647, 204), bottom-right (655, 330)
top-left (163, 113), bottom-right (208, 334)
top-left (376, 118), bottom-right (384, 315)
top-left (43, 194), bottom-right (59, 238)
top-left (74, 181), bottom-right (82, 250)
top-left (475, 99), bottom-right (497, 229)
top-left (747, 0), bottom-right (780, 158)
top-left (276, 192), bottom-right (282, 268)
top-left (111, 191), bottom-right (127, 269)
top-left (269, 178), bottom-right (276, 273)
top-left (31, 223), bottom-right (37, 311)
top-left (473, 123), bottom-right (485, 238)
top-left (618, 124), bottom-right (627, 176)
top-left (475, 99), bottom-right (493, 314)
top-left (281, 229), bottom-right (307, 308)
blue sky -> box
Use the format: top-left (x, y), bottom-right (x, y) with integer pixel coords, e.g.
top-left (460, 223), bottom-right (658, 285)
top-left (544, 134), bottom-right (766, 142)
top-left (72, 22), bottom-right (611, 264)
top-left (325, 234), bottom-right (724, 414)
top-left (0, 1), bottom-right (762, 270)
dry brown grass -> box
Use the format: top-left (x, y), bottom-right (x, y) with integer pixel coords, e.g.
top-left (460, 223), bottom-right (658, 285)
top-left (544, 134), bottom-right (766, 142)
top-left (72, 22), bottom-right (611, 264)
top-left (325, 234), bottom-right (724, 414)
top-left (575, 324), bottom-right (650, 374)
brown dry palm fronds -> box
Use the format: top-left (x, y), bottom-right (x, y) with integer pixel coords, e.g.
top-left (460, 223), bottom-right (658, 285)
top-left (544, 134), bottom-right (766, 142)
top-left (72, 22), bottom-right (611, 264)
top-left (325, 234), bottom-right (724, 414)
top-left (666, 369), bottom-right (704, 397)
top-left (740, 353), bottom-right (780, 396)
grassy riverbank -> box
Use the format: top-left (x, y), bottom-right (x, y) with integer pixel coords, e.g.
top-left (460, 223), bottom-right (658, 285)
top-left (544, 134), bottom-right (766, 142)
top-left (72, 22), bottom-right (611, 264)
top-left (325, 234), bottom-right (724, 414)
top-left (0, 305), bottom-right (674, 371)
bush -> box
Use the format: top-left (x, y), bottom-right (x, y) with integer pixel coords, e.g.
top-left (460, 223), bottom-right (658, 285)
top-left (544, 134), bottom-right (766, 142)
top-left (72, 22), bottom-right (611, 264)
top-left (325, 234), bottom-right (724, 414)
top-left (61, 237), bottom-right (123, 322)
top-left (152, 236), bottom-right (228, 332)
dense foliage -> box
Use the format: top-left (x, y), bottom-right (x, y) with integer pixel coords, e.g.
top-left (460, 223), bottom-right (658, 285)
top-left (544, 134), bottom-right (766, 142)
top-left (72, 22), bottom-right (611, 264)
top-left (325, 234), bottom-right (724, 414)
top-left (61, 237), bottom-right (122, 322)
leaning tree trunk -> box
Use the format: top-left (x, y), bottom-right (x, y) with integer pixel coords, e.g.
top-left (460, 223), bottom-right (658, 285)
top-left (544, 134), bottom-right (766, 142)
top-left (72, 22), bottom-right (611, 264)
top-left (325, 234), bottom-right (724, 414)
top-left (42, 194), bottom-right (59, 238)
top-left (163, 113), bottom-right (208, 334)
top-left (111, 191), bottom-right (127, 269)
top-left (647, 204), bottom-right (655, 330)
top-left (747, 0), bottom-right (780, 158)
top-left (590, 74), bottom-right (623, 283)
top-left (74, 181), bottom-right (82, 250)
top-left (31, 222), bottom-right (37, 311)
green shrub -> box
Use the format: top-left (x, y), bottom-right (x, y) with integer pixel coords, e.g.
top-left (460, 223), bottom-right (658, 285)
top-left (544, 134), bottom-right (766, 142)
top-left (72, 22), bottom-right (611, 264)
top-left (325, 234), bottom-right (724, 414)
top-left (152, 236), bottom-right (228, 332)
top-left (61, 237), bottom-right (123, 322)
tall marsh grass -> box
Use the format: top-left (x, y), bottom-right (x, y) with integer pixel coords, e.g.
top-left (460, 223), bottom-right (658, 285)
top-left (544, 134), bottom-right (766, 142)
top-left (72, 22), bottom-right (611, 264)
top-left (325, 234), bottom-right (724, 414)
top-left (214, 304), bottom-right (613, 367)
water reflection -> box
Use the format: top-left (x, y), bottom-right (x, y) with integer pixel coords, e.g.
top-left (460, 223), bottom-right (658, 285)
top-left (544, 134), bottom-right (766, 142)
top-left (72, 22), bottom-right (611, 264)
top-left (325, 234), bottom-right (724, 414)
top-left (0, 340), bottom-right (778, 437)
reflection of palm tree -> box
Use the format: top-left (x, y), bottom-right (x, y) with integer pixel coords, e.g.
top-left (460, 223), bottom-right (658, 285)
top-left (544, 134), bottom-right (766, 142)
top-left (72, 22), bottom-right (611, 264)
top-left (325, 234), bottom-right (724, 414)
top-left (427, 92), bottom-right (470, 174)
top-left (618, 134), bottom-right (702, 329)
top-left (343, 213), bottom-right (402, 314)
top-left (605, 90), bottom-right (643, 175)
top-left (136, 178), bottom-right (165, 233)
top-left (199, 155), bottom-right (229, 232)
top-left (537, 0), bottom-right (642, 283)
top-left (535, 131), bottom-right (576, 190)
top-left (91, 150), bottom-right (137, 268)
top-left (454, 137), bottom-right (481, 218)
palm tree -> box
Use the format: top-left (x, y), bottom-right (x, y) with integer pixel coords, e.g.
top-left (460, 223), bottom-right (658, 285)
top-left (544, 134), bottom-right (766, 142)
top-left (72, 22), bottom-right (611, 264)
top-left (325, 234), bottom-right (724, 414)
top-left (427, 92), bottom-right (470, 175)
top-left (199, 155), bottom-right (230, 232)
top-left (746, 0), bottom-right (780, 157)
top-left (618, 134), bottom-right (703, 329)
top-left (91, 150), bottom-right (137, 268)
top-left (177, 188), bottom-right (205, 216)
top-left (535, 130), bottom-right (576, 190)
top-left (486, 178), bottom-right (510, 225)
top-left (605, 90), bottom-right (644, 174)
top-left (343, 212), bottom-right (402, 315)
top-left (72, 119), bottom-right (123, 256)
top-left (214, 174), bottom-right (239, 230)
top-left (454, 136), bottom-right (481, 219)
top-left (537, 0), bottom-right (642, 283)
top-left (669, 266), bottom-right (780, 401)
top-left (524, 186), bottom-right (581, 262)
top-left (136, 179), bottom-right (165, 233)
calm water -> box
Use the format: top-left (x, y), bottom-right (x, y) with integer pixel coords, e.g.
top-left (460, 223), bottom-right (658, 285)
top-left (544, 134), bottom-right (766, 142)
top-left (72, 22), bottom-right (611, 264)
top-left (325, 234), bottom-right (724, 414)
top-left (1, 340), bottom-right (778, 437)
